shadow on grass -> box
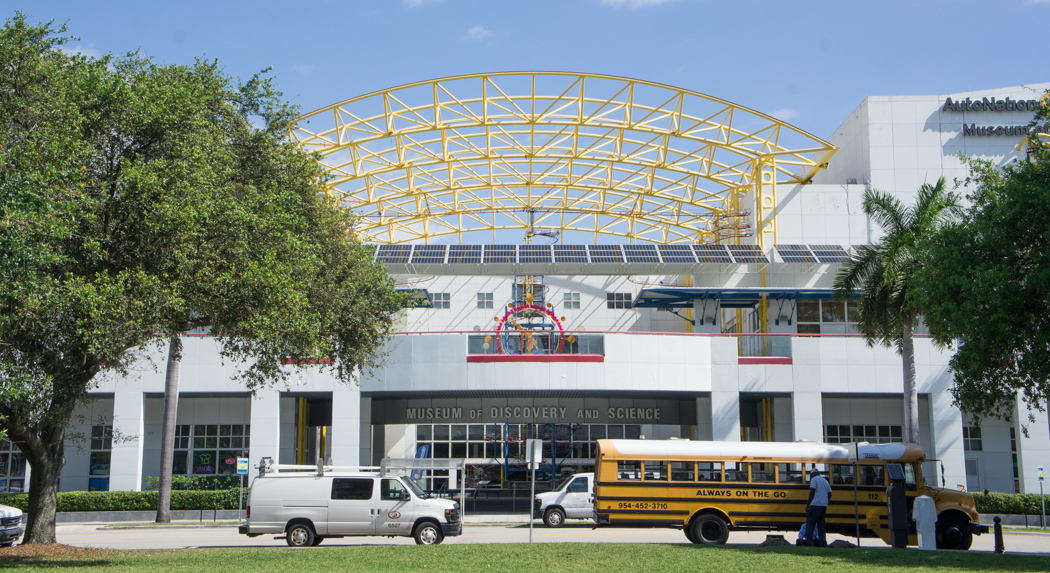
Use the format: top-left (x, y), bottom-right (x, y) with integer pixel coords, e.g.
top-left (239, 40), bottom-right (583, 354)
top-left (704, 545), bottom-right (1048, 571)
top-left (0, 557), bottom-right (121, 568)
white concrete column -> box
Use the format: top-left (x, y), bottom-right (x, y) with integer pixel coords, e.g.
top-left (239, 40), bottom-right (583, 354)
top-left (331, 387), bottom-right (362, 467)
top-left (930, 389), bottom-right (966, 491)
top-left (792, 392), bottom-right (824, 442)
top-left (248, 389), bottom-right (281, 485)
top-left (1017, 399), bottom-right (1050, 494)
top-left (711, 391), bottom-right (740, 442)
top-left (108, 388), bottom-right (144, 491)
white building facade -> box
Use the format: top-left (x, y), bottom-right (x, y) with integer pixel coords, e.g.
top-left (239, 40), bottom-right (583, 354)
top-left (15, 82), bottom-right (1047, 497)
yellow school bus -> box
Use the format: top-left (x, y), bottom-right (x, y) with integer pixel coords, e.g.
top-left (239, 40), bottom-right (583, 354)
top-left (593, 439), bottom-right (985, 549)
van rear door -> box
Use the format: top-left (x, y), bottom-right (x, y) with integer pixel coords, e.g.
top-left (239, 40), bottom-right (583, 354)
top-left (328, 477), bottom-right (376, 534)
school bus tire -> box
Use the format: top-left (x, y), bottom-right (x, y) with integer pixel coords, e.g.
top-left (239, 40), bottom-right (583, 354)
top-left (935, 513), bottom-right (972, 550)
top-left (684, 524), bottom-right (697, 543)
top-left (690, 513), bottom-right (729, 545)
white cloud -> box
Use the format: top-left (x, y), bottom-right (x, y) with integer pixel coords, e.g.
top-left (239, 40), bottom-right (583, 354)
top-left (771, 108), bottom-right (798, 121)
top-left (293, 64), bottom-right (314, 74)
top-left (404, 0), bottom-right (444, 6)
top-left (464, 26), bottom-right (490, 41)
top-left (61, 45), bottom-right (102, 59)
top-left (600, 0), bottom-right (679, 7)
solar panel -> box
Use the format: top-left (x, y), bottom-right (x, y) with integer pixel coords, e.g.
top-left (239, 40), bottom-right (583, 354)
top-left (588, 245), bottom-right (624, 263)
top-left (518, 244), bottom-right (553, 263)
top-left (623, 244), bottom-right (660, 263)
top-left (658, 244), bottom-right (697, 264)
top-left (775, 244), bottom-right (817, 264)
top-left (447, 245), bottom-right (481, 264)
top-left (726, 244), bottom-right (769, 264)
top-left (809, 245), bottom-right (850, 264)
top-left (553, 244), bottom-right (589, 263)
top-left (484, 244), bottom-right (517, 264)
top-left (375, 244), bottom-right (413, 264)
top-left (409, 244), bottom-right (447, 264)
top-left (693, 244), bottom-right (734, 264)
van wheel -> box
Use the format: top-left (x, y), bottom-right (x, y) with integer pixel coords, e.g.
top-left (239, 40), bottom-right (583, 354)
top-left (286, 523), bottom-right (316, 547)
top-left (543, 508), bottom-right (566, 527)
top-left (311, 536), bottom-right (324, 546)
top-left (414, 522), bottom-right (443, 545)
top-left (690, 514), bottom-right (729, 545)
top-left (936, 517), bottom-right (972, 550)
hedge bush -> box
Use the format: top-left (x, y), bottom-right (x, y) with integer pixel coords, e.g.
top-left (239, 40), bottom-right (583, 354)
top-left (143, 475), bottom-right (244, 491)
top-left (973, 492), bottom-right (1050, 516)
top-left (0, 489), bottom-right (248, 513)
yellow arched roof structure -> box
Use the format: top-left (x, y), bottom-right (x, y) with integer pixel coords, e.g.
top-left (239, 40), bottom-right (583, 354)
top-left (291, 72), bottom-right (836, 245)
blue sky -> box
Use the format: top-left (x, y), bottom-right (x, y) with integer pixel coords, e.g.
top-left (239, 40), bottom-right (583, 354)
top-left (13, 0), bottom-right (1050, 138)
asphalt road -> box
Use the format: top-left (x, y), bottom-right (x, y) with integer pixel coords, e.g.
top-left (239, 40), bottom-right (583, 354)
top-left (53, 521), bottom-right (1050, 554)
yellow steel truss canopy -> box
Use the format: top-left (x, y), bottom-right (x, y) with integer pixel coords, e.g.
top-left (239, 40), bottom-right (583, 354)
top-left (291, 72), bottom-right (836, 245)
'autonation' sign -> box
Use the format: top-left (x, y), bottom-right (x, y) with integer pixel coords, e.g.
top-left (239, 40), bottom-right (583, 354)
top-left (942, 96), bottom-right (1048, 137)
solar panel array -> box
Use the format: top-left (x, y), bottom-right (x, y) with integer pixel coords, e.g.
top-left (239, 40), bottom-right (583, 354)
top-left (409, 244), bottom-right (447, 264)
top-left (553, 244), bottom-right (589, 263)
top-left (726, 244), bottom-right (769, 264)
top-left (365, 243), bottom-right (857, 265)
top-left (623, 244), bottom-right (660, 263)
top-left (775, 244), bottom-right (817, 264)
top-left (658, 244), bottom-right (697, 264)
top-left (809, 245), bottom-right (850, 263)
top-left (694, 244), bottom-right (734, 264)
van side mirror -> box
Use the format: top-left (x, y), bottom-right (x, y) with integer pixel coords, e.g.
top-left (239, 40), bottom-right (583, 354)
top-left (400, 489), bottom-right (411, 501)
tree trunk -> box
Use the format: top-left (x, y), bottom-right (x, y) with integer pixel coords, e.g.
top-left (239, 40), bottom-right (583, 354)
top-left (23, 444), bottom-right (63, 544)
top-left (156, 334), bottom-right (182, 523)
top-left (902, 314), bottom-right (920, 445)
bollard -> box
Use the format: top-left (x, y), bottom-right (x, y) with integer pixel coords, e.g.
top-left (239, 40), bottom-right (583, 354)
top-left (993, 516), bottom-right (1005, 554)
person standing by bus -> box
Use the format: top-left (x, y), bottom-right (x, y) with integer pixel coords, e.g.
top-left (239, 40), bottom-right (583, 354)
top-left (804, 467), bottom-right (832, 547)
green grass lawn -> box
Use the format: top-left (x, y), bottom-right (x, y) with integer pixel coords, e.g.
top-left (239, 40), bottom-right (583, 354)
top-left (4, 543), bottom-right (1048, 572)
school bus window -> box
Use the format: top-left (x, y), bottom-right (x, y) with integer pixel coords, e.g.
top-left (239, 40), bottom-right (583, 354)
top-left (860, 465), bottom-right (886, 486)
top-left (618, 460), bottom-right (641, 481)
top-left (778, 463), bottom-right (804, 484)
top-left (724, 462), bottom-right (748, 482)
top-left (697, 462), bottom-right (721, 482)
top-left (903, 463), bottom-right (918, 490)
top-left (751, 463), bottom-right (775, 483)
top-left (644, 461), bottom-right (667, 481)
top-left (832, 464), bottom-right (856, 486)
top-left (671, 461), bottom-right (695, 481)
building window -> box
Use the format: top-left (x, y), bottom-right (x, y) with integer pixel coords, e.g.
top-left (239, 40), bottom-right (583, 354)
top-left (0, 439), bottom-right (26, 493)
top-left (431, 292), bottom-right (450, 309)
top-left (796, 300), bottom-right (860, 334)
top-left (1010, 427), bottom-right (1019, 493)
top-left (606, 292), bottom-right (632, 310)
top-left (824, 424), bottom-right (902, 444)
top-left (173, 424), bottom-right (190, 475)
top-left (563, 292), bottom-right (580, 310)
top-left (191, 424), bottom-right (250, 475)
top-left (89, 425), bottom-right (113, 492)
top-left (476, 292), bottom-right (493, 309)
top-left (962, 426), bottom-right (983, 451)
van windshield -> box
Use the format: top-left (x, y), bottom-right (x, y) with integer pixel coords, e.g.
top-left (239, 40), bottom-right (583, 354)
top-left (556, 475), bottom-right (577, 491)
top-left (402, 477), bottom-right (429, 499)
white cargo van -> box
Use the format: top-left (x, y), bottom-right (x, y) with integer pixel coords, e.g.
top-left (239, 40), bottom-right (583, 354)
top-left (239, 461), bottom-right (462, 546)
top-left (533, 472), bottom-right (594, 527)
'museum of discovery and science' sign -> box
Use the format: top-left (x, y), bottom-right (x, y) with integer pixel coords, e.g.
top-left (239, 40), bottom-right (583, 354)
top-left (372, 397), bottom-right (696, 425)
top-left (942, 96), bottom-right (1049, 137)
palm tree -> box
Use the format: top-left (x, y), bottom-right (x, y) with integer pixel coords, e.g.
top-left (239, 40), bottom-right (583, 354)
top-left (833, 178), bottom-right (960, 445)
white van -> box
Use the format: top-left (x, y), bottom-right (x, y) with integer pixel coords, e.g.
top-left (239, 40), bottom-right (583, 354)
top-left (533, 472), bottom-right (594, 527)
top-left (239, 462), bottom-right (462, 546)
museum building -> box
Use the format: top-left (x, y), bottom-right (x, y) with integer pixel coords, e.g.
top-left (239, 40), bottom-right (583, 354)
top-left (6, 75), bottom-right (1046, 497)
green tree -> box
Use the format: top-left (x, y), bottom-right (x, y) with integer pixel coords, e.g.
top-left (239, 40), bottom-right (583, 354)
top-left (0, 14), bottom-right (405, 543)
top-left (916, 100), bottom-right (1050, 422)
top-left (833, 179), bottom-right (961, 445)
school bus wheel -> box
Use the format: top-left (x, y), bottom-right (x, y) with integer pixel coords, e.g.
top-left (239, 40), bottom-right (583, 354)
top-left (689, 513), bottom-right (729, 545)
top-left (936, 514), bottom-right (973, 550)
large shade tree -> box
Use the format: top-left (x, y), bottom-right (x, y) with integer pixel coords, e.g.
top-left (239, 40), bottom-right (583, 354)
top-left (0, 15), bottom-right (405, 543)
top-left (833, 179), bottom-right (961, 444)
top-left (915, 100), bottom-right (1050, 422)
